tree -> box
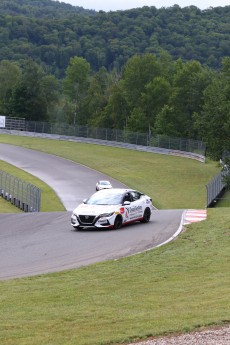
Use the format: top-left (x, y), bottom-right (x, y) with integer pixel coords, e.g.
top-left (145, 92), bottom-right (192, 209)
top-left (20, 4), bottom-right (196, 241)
top-left (0, 60), bottom-right (21, 114)
top-left (140, 76), bottom-right (172, 130)
top-left (100, 82), bottom-right (129, 129)
top-left (63, 56), bottom-right (90, 124)
top-left (40, 75), bottom-right (60, 121)
top-left (193, 58), bottom-right (230, 158)
top-left (122, 54), bottom-right (162, 109)
top-left (84, 67), bottom-right (112, 126)
top-left (10, 59), bottom-right (58, 121)
top-left (166, 60), bottom-right (211, 137)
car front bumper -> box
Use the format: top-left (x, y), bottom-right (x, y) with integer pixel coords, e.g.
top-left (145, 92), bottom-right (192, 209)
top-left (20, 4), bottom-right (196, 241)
top-left (71, 214), bottom-right (115, 229)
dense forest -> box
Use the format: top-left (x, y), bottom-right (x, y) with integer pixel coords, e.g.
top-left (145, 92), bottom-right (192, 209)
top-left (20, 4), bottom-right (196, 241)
top-left (0, 0), bottom-right (229, 75)
top-left (0, 0), bottom-right (229, 159)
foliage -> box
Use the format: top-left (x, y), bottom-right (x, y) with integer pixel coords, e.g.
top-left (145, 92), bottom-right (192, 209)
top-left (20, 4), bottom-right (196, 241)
top-left (193, 57), bottom-right (230, 159)
top-left (222, 157), bottom-right (230, 189)
top-left (0, 1), bottom-right (229, 158)
top-left (62, 56), bottom-right (90, 124)
top-left (0, 1), bottom-right (229, 75)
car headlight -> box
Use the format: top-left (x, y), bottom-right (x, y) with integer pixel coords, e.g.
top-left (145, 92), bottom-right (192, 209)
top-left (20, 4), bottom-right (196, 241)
top-left (99, 212), bottom-right (114, 218)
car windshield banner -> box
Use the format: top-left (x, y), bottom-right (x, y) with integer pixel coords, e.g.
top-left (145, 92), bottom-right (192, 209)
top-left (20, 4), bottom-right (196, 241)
top-left (0, 116), bottom-right (6, 128)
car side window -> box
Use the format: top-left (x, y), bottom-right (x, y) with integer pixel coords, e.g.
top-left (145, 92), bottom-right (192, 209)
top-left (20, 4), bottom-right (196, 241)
top-left (123, 193), bottom-right (133, 203)
top-left (131, 191), bottom-right (141, 201)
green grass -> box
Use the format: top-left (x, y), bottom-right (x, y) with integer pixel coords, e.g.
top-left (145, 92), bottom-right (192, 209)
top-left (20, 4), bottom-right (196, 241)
top-left (216, 190), bottom-right (230, 207)
top-left (0, 133), bottom-right (229, 345)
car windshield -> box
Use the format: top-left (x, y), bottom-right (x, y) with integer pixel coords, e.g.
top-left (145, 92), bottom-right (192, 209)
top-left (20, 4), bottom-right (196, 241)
top-left (86, 192), bottom-right (123, 205)
top-left (100, 181), bottom-right (110, 185)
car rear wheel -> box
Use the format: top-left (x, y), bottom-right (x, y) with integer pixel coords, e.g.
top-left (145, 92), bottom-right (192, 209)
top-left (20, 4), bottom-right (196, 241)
top-left (113, 215), bottom-right (123, 229)
top-left (141, 207), bottom-right (151, 223)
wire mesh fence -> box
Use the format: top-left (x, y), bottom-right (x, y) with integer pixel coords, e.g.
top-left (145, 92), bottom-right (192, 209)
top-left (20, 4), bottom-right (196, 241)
top-left (21, 121), bottom-right (206, 157)
top-left (1, 117), bottom-right (206, 159)
top-left (0, 170), bottom-right (41, 212)
top-left (206, 171), bottom-right (229, 207)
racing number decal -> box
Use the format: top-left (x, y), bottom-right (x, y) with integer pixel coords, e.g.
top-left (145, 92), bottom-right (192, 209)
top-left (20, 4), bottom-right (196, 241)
top-left (119, 207), bottom-right (130, 221)
top-left (119, 207), bottom-right (125, 214)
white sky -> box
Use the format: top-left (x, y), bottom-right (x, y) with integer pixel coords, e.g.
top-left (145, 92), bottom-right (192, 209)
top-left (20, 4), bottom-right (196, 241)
top-left (59, 0), bottom-right (230, 12)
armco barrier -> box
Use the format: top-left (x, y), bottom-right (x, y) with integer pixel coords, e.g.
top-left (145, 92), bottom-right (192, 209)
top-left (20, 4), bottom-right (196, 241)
top-left (0, 170), bottom-right (41, 212)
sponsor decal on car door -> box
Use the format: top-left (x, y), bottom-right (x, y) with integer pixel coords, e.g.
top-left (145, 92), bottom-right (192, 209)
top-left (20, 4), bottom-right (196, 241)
top-left (130, 201), bottom-right (143, 220)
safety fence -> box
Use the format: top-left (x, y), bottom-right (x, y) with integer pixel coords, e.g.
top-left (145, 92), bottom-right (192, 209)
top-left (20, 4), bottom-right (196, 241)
top-left (7, 120), bottom-right (205, 160)
top-left (206, 171), bottom-right (228, 207)
top-left (1, 117), bottom-right (206, 160)
top-left (3, 116), bottom-right (26, 131)
top-left (0, 170), bottom-right (41, 212)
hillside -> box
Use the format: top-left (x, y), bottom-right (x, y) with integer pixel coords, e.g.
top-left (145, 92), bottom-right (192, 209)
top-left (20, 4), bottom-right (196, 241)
top-left (0, 0), bottom-right (229, 76)
top-left (0, 0), bottom-right (96, 18)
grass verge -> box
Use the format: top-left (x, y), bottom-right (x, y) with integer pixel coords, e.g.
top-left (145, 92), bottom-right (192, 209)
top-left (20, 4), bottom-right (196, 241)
top-left (0, 208), bottom-right (229, 345)
top-left (0, 134), bottom-right (220, 209)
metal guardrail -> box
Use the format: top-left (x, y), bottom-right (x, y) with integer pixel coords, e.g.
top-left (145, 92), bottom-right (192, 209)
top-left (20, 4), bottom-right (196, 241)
top-left (0, 170), bottom-right (41, 212)
top-left (206, 171), bottom-right (227, 207)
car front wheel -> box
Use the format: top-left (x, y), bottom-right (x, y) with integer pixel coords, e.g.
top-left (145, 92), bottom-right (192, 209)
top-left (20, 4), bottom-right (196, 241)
top-left (113, 215), bottom-right (123, 229)
top-left (141, 207), bottom-right (151, 223)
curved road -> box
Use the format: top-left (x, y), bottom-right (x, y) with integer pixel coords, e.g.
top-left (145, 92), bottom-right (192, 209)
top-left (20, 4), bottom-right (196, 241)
top-left (0, 143), bottom-right (184, 280)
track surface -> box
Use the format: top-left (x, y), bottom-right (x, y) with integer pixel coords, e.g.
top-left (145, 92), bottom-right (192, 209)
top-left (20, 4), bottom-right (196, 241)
top-left (0, 143), bottom-right (184, 280)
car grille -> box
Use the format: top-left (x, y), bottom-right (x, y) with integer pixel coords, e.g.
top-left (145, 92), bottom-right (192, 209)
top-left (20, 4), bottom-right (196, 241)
top-left (78, 215), bottom-right (96, 225)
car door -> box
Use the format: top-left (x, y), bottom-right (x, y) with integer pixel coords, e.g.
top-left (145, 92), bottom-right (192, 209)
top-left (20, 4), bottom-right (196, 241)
top-left (121, 192), bottom-right (133, 223)
top-left (122, 192), bottom-right (142, 222)
top-left (130, 191), bottom-right (145, 220)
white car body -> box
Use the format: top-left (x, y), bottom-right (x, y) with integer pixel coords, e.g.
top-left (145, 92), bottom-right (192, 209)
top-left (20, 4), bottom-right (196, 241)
top-left (71, 188), bottom-right (154, 230)
top-left (95, 180), bottom-right (112, 191)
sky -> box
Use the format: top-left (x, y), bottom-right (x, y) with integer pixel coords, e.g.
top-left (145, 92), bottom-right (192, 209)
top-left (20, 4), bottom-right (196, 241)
top-left (59, 0), bottom-right (229, 12)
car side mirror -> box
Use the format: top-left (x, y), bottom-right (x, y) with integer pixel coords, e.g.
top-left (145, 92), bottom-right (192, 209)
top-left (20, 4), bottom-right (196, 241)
top-left (83, 199), bottom-right (87, 204)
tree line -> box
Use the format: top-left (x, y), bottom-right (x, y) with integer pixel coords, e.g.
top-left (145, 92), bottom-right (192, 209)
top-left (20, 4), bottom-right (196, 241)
top-left (0, 53), bottom-right (229, 159)
top-left (0, 0), bottom-right (229, 76)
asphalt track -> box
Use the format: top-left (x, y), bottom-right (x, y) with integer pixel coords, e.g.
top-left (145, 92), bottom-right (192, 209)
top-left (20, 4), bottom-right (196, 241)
top-left (0, 143), bottom-right (184, 280)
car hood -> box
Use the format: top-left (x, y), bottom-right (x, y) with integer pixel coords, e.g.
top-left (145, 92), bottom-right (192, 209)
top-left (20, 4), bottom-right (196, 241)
top-left (73, 204), bottom-right (118, 215)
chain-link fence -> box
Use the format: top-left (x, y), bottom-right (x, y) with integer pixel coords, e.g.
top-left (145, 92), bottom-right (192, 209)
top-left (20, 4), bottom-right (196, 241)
top-left (0, 170), bottom-right (41, 212)
top-left (206, 171), bottom-right (229, 207)
top-left (21, 121), bottom-right (206, 158)
top-left (1, 117), bottom-right (206, 160)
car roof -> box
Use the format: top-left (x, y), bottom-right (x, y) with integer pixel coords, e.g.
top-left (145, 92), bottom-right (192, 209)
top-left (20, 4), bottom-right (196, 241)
top-left (96, 188), bottom-right (132, 194)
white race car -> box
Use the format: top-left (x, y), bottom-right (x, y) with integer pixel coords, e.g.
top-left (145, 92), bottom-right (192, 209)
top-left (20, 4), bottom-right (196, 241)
top-left (95, 180), bottom-right (112, 191)
top-left (71, 188), bottom-right (154, 230)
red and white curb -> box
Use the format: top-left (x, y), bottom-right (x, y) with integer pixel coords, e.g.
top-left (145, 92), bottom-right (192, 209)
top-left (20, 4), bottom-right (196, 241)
top-left (156, 209), bottom-right (207, 248)
top-left (183, 209), bottom-right (207, 225)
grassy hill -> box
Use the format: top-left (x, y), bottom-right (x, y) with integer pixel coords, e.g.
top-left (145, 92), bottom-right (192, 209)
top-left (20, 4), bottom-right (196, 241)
top-left (0, 134), bottom-right (229, 345)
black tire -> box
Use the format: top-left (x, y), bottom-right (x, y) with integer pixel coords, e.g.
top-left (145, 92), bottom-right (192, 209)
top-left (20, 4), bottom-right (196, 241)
top-left (113, 215), bottom-right (123, 229)
top-left (141, 207), bottom-right (151, 223)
